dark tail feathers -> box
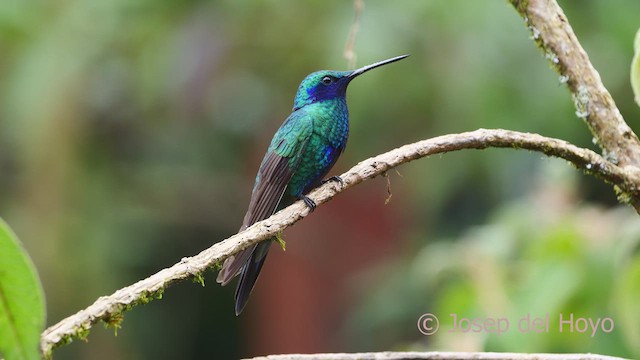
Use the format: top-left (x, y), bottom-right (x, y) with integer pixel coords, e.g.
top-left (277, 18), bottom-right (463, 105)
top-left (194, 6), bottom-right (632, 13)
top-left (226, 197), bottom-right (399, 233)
top-left (234, 241), bottom-right (272, 315)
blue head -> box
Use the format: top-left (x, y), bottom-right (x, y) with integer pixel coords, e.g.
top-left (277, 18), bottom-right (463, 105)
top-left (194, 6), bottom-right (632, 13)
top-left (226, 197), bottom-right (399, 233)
top-left (292, 54), bottom-right (409, 111)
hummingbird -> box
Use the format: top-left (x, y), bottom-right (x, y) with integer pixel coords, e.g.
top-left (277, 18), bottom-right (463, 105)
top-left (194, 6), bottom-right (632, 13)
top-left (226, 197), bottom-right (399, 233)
top-left (216, 54), bottom-right (409, 315)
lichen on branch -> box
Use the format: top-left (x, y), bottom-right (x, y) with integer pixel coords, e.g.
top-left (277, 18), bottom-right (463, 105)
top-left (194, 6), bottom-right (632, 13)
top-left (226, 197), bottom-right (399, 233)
top-left (509, 0), bottom-right (640, 169)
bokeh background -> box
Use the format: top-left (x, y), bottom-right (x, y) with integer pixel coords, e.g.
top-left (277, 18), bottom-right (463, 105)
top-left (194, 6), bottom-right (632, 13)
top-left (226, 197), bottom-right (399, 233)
top-left (1, 0), bottom-right (640, 359)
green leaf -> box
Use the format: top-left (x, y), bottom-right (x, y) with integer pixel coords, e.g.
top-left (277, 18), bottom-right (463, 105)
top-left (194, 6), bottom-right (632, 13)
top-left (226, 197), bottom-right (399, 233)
top-left (0, 218), bottom-right (45, 360)
top-left (632, 27), bottom-right (640, 107)
top-left (614, 256), bottom-right (640, 355)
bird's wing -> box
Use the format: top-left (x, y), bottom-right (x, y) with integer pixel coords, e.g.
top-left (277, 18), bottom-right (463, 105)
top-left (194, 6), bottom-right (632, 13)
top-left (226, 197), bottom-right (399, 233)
top-left (240, 141), bottom-right (297, 228)
top-left (214, 140), bottom-right (302, 286)
top-left (216, 114), bottom-right (313, 286)
top-left (243, 112), bottom-right (314, 228)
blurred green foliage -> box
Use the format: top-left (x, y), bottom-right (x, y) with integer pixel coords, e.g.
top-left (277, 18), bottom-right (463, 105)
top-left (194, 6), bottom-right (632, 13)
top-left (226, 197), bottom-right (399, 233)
top-left (346, 162), bottom-right (640, 358)
top-left (0, 0), bottom-right (639, 359)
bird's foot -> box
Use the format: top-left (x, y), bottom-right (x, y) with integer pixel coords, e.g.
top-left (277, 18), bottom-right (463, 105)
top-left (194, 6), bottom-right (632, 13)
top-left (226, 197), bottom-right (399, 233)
top-left (299, 195), bottom-right (317, 212)
top-left (322, 175), bottom-right (344, 187)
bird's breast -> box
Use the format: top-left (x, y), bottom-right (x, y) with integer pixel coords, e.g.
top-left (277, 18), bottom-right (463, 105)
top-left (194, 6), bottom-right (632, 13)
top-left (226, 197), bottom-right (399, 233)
top-left (310, 100), bottom-right (349, 147)
top-left (285, 101), bottom-right (350, 197)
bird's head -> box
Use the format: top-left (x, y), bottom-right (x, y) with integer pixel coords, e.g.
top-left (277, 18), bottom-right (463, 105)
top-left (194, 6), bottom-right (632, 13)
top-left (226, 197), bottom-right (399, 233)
top-left (292, 54), bottom-right (409, 111)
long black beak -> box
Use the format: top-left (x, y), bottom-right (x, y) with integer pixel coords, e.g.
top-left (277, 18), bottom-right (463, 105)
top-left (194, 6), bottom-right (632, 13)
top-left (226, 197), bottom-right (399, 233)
top-left (348, 54), bottom-right (409, 79)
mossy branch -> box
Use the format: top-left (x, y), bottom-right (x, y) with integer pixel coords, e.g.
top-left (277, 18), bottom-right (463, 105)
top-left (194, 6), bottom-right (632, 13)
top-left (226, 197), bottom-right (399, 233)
top-left (509, 0), bottom-right (640, 209)
top-left (40, 128), bottom-right (638, 356)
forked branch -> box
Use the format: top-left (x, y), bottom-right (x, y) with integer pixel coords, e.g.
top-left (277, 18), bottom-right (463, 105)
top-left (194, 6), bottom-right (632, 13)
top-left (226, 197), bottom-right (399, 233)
top-left (40, 129), bottom-right (637, 356)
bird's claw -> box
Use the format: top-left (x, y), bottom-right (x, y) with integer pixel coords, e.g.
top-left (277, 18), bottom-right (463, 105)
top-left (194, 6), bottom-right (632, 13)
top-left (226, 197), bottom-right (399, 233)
top-left (300, 195), bottom-right (317, 212)
top-left (322, 175), bottom-right (344, 187)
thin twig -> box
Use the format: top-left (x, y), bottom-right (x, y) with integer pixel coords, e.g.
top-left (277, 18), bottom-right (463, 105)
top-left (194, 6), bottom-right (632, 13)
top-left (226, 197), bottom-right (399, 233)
top-left (245, 351), bottom-right (627, 360)
top-left (40, 129), bottom-right (638, 356)
top-left (344, 0), bottom-right (364, 69)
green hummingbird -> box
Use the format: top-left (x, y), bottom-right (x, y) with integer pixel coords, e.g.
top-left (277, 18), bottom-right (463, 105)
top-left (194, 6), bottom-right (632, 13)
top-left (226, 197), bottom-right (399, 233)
top-left (217, 54), bottom-right (409, 315)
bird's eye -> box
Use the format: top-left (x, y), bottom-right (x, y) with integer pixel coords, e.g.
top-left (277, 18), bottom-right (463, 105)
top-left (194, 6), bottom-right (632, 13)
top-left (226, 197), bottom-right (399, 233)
top-left (321, 76), bottom-right (333, 85)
